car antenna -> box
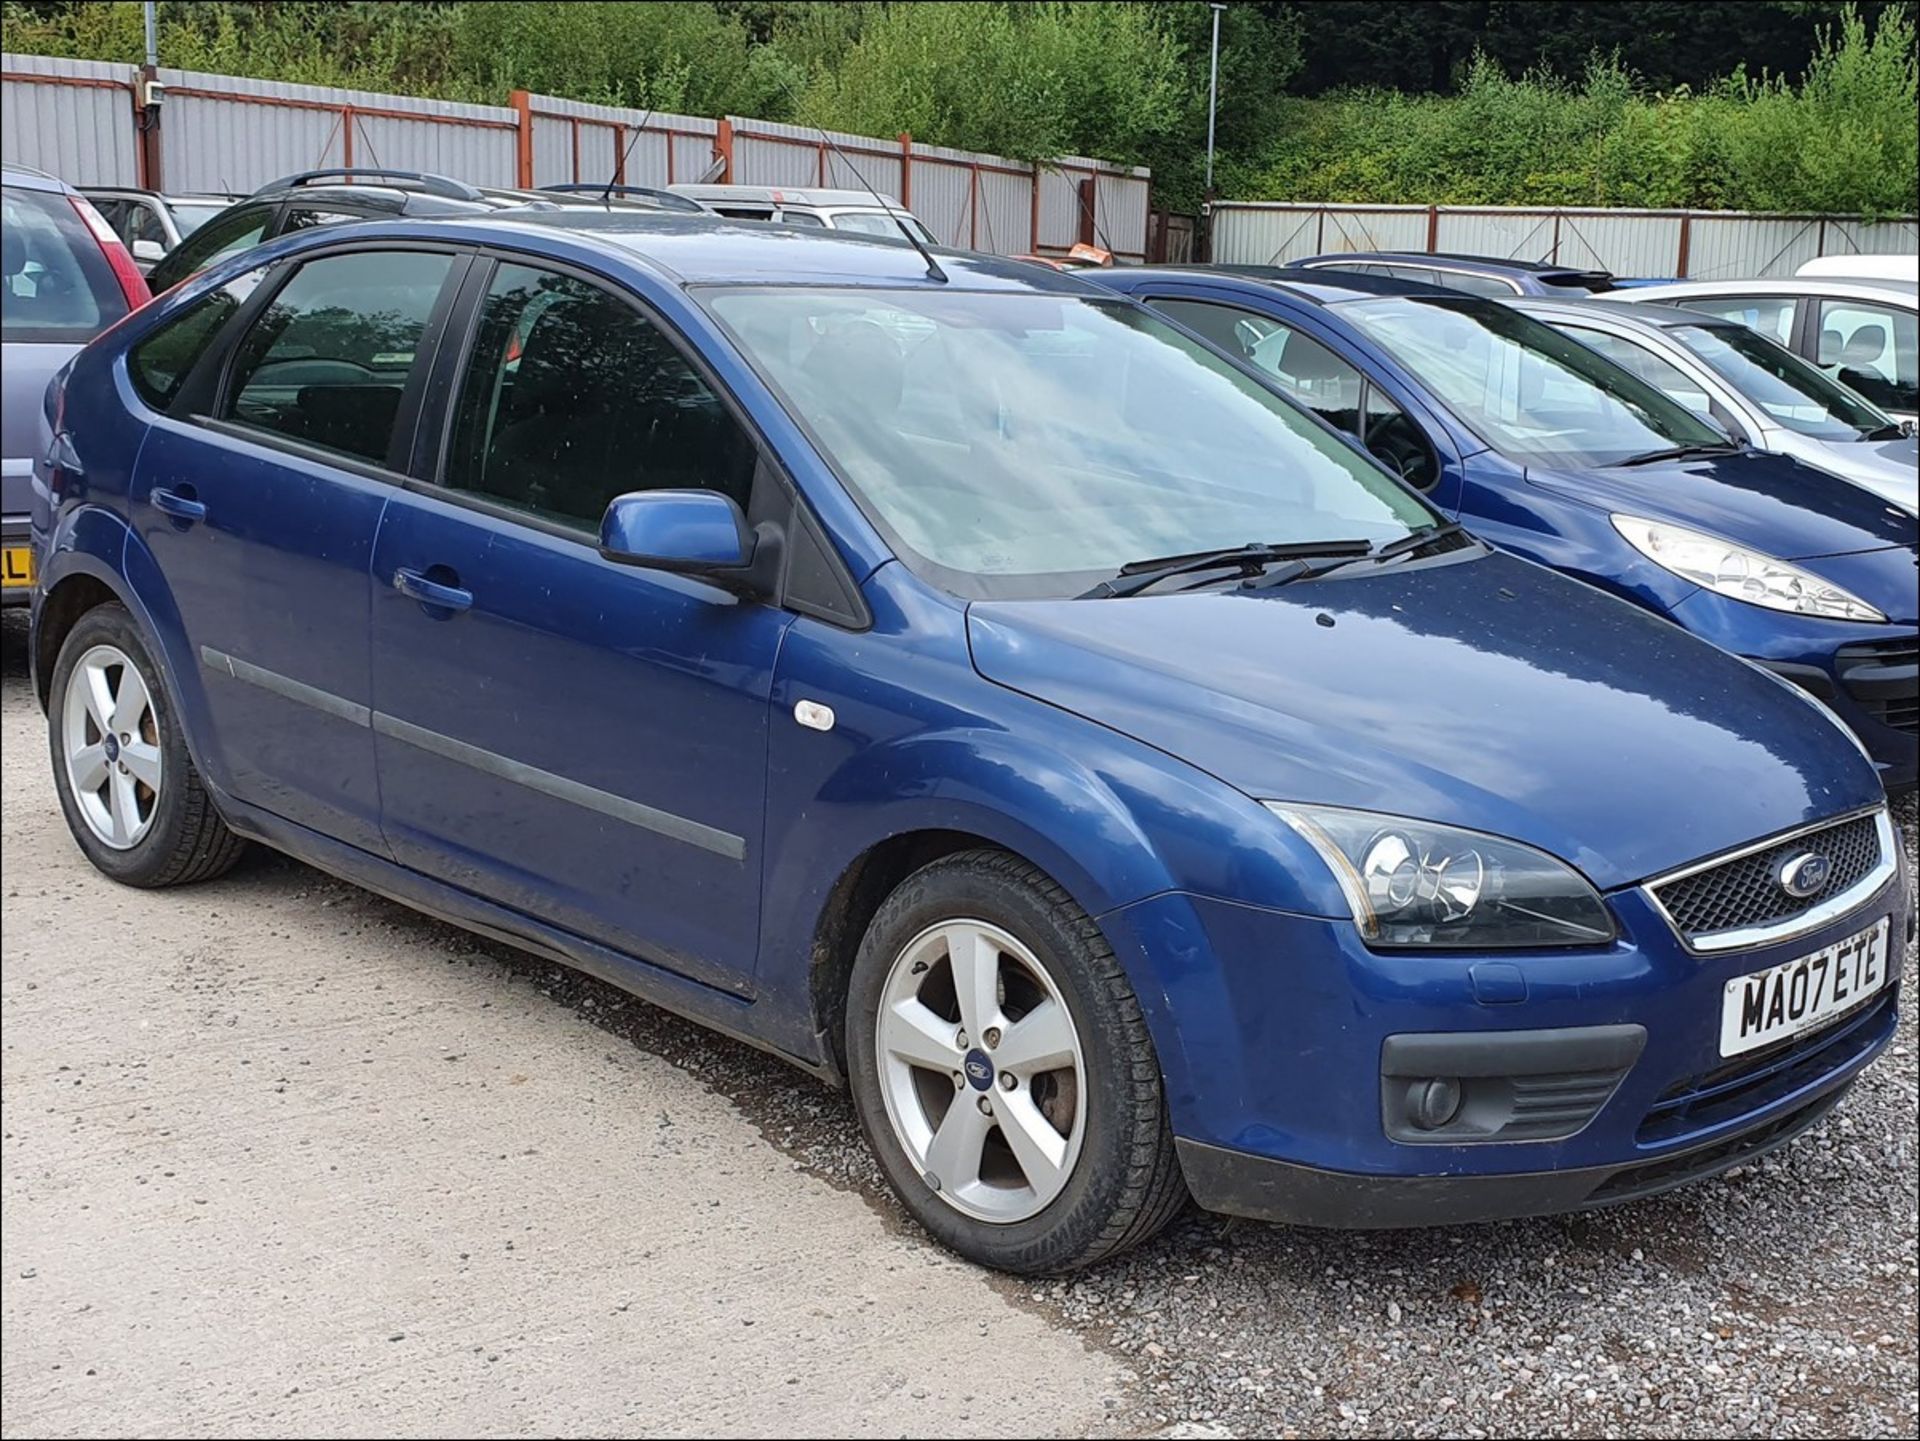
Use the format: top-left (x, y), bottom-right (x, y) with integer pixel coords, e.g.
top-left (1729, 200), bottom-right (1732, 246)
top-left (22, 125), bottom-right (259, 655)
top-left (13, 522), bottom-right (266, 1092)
top-left (808, 122), bottom-right (947, 283)
top-left (604, 107), bottom-right (658, 206)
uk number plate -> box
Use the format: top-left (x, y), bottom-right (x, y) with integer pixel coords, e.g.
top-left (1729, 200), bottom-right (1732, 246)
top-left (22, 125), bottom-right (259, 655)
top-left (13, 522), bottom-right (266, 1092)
top-left (1719, 918), bottom-right (1889, 1058)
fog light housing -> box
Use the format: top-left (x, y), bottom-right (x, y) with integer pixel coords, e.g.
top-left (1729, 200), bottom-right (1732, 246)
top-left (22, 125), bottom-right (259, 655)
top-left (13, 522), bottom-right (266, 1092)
top-left (1408, 1076), bottom-right (1463, 1131)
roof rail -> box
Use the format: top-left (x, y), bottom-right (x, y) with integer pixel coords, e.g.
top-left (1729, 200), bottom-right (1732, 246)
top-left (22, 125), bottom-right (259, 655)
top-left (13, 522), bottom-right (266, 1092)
top-left (254, 168), bottom-right (485, 202)
top-left (540, 182), bottom-right (707, 214)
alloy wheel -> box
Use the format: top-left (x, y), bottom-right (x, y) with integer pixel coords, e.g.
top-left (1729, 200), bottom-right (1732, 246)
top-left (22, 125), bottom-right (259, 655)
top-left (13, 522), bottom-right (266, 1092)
top-left (874, 918), bottom-right (1087, 1223)
top-left (62, 643), bottom-right (163, 850)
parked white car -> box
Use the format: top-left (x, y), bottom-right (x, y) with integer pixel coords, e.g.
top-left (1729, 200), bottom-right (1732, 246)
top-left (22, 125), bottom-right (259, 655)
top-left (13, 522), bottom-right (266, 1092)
top-left (1798, 254), bottom-right (1920, 284)
top-left (1613, 277), bottom-right (1918, 424)
top-left (668, 184), bottom-right (936, 244)
top-left (1517, 296), bottom-right (1918, 515)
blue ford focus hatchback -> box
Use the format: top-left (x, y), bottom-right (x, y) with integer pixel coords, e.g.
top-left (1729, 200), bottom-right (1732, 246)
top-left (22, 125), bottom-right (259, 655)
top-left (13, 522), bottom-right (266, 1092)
top-left (1088, 267), bottom-right (1920, 792)
top-left (31, 216), bottom-right (1912, 1273)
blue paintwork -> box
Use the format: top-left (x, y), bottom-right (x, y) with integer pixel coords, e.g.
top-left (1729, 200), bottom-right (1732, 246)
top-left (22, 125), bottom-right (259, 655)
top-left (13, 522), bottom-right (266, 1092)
top-left (599, 489), bottom-right (752, 572)
top-left (26, 215), bottom-right (1911, 1212)
top-left (1088, 267), bottom-right (1920, 790)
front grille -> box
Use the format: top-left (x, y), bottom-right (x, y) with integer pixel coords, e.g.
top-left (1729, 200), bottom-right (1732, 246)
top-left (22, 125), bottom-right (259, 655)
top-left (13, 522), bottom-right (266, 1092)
top-left (1585, 1087), bottom-right (1843, 1206)
top-left (1837, 638), bottom-right (1919, 735)
top-left (1637, 990), bottom-right (1895, 1145)
top-left (1651, 813), bottom-right (1882, 941)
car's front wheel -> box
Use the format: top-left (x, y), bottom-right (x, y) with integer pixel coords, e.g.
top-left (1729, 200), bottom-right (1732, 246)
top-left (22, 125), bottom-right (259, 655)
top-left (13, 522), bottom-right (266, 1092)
top-left (48, 603), bottom-right (246, 888)
top-left (846, 849), bottom-right (1187, 1273)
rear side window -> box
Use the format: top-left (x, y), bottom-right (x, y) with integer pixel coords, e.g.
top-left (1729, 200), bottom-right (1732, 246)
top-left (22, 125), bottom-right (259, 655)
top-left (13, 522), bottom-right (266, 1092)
top-left (128, 272), bottom-right (264, 412)
top-left (1, 184), bottom-right (127, 343)
top-left (220, 249), bottom-right (453, 466)
top-left (1816, 299), bottom-right (1917, 416)
top-left (1424, 269), bottom-right (1521, 298)
top-left (146, 203), bottom-right (274, 293)
top-left (443, 262), bottom-right (757, 530)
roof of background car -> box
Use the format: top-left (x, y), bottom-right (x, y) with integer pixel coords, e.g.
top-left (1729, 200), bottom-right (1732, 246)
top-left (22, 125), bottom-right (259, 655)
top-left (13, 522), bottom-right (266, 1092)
top-left (1510, 295), bottom-right (1753, 328)
top-left (1616, 276), bottom-right (1919, 304)
top-left (2, 164), bottom-right (67, 192)
top-left (1097, 264), bottom-right (1458, 303)
top-left (345, 211), bottom-right (1098, 291)
top-left (668, 184), bottom-right (910, 210)
top-left (1294, 251), bottom-right (1608, 279)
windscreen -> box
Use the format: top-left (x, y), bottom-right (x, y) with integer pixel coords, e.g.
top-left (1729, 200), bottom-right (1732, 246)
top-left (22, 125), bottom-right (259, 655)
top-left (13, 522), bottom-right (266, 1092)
top-left (1342, 296), bottom-right (1728, 468)
top-left (707, 287), bottom-right (1435, 599)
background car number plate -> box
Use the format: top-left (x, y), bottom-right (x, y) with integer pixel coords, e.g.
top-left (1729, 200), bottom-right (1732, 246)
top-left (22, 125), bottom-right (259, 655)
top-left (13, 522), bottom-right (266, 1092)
top-left (1, 546), bottom-right (33, 589)
top-left (1720, 918), bottom-right (1888, 1058)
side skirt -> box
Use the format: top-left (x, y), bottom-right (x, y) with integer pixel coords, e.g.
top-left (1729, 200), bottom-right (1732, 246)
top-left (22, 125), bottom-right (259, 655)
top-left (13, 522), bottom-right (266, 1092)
top-left (212, 788), bottom-right (839, 1084)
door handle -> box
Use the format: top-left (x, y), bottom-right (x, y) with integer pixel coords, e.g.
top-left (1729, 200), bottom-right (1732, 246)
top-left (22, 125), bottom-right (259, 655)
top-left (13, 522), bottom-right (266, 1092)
top-left (149, 486), bottom-right (207, 523)
top-left (393, 566), bottom-right (473, 614)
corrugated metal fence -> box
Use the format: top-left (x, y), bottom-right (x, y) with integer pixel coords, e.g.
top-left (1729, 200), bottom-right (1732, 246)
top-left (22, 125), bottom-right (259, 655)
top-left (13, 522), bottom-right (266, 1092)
top-left (1211, 202), bottom-right (1920, 279)
top-left (1, 54), bottom-right (1153, 259)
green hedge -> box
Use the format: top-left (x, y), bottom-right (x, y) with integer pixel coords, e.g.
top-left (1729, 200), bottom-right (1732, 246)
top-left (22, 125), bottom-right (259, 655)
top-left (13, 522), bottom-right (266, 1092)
top-left (1236, 9), bottom-right (1918, 218)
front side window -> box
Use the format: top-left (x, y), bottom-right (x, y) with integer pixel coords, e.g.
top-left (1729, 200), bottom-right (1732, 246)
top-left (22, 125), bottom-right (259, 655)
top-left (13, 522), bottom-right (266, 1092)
top-left (1341, 296), bottom-right (1728, 469)
top-left (221, 249), bottom-right (453, 465)
top-left (1669, 294), bottom-right (1796, 346)
top-left (1816, 300), bottom-right (1918, 416)
top-left (147, 204), bottom-right (273, 292)
top-left (1554, 325), bottom-right (1715, 416)
top-left (444, 263), bottom-right (757, 530)
top-left (707, 287), bottom-right (1435, 599)
top-left (1675, 322), bottom-right (1895, 439)
top-left (1, 184), bottom-right (127, 343)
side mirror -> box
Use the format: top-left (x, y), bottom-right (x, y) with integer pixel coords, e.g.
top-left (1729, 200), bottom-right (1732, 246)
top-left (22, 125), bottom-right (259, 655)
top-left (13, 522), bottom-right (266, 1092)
top-left (598, 489), bottom-right (753, 575)
top-left (132, 238), bottom-right (166, 262)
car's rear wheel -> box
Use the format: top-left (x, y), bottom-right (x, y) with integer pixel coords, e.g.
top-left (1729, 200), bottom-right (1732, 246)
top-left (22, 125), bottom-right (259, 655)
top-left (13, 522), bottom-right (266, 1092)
top-left (846, 849), bottom-right (1187, 1273)
top-left (48, 604), bottom-right (245, 887)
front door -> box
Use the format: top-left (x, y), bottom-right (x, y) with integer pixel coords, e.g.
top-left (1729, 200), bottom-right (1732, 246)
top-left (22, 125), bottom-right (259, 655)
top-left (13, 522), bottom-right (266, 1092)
top-left (131, 245), bottom-right (463, 852)
top-left (368, 259), bottom-right (793, 992)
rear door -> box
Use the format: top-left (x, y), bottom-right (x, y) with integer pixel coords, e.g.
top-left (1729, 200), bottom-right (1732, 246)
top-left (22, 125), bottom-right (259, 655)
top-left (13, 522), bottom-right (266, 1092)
top-left (367, 256), bottom-right (793, 991)
top-left (130, 243), bottom-right (466, 852)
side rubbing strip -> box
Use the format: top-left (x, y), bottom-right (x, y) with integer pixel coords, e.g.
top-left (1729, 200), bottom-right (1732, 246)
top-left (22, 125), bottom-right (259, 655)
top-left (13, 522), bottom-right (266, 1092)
top-left (199, 646), bottom-right (371, 727)
top-left (372, 712), bottom-right (747, 862)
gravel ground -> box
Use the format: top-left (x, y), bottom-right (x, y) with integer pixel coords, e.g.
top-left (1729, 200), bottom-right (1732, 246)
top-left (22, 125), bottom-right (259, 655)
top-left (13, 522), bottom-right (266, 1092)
top-left (3, 608), bottom-right (1915, 1438)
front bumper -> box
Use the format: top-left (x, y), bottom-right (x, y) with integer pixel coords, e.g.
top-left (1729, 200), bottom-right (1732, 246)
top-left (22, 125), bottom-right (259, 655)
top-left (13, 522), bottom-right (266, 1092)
top-left (1103, 862), bottom-right (1910, 1229)
top-left (1176, 1080), bottom-right (1850, 1228)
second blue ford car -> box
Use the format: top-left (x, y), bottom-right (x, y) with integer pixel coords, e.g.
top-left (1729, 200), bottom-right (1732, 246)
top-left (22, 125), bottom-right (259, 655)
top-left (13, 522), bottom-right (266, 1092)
top-left (1090, 267), bottom-right (1919, 791)
top-left (32, 215), bottom-right (1912, 1273)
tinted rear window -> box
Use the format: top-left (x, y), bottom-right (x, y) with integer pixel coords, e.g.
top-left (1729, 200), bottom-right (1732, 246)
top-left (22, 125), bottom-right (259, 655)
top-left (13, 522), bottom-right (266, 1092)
top-left (2, 184), bottom-right (128, 343)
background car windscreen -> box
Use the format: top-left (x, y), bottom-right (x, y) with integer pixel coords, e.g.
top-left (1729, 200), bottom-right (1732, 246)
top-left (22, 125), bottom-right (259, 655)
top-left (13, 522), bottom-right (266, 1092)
top-left (708, 288), bottom-right (1435, 599)
top-left (1343, 297), bottom-right (1729, 469)
top-left (1676, 323), bottom-right (1898, 440)
top-left (1, 185), bottom-right (127, 343)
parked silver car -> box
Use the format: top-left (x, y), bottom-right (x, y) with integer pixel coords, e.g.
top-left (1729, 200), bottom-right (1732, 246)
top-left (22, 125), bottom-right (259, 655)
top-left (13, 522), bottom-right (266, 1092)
top-left (667, 184), bottom-right (936, 244)
top-left (1518, 296), bottom-right (1918, 516)
top-left (2, 165), bottom-right (150, 605)
top-left (78, 186), bottom-right (242, 272)
top-left (1615, 277), bottom-right (1918, 424)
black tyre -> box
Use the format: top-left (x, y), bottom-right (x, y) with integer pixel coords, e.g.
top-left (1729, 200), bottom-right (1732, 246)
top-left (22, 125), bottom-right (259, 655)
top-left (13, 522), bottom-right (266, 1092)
top-left (846, 849), bottom-right (1188, 1273)
top-left (47, 603), bottom-right (245, 887)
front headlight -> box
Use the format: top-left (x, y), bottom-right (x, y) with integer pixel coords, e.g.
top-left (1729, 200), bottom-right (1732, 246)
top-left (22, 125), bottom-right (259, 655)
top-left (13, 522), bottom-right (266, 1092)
top-left (1612, 514), bottom-right (1885, 621)
top-left (1267, 803), bottom-right (1617, 949)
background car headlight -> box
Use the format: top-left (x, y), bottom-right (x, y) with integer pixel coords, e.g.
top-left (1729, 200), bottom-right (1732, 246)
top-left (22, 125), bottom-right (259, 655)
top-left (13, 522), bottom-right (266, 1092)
top-left (1612, 514), bottom-right (1884, 621)
top-left (1267, 803), bottom-right (1617, 948)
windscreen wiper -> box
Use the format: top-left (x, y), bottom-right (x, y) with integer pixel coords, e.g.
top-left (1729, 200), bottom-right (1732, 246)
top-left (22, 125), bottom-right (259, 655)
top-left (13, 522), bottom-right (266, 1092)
top-left (1079, 540), bottom-right (1373, 599)
top-left (1238, 521), bottom-right (1469, 592)
top-left (1616, 443), bottom-right (1742, 467)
